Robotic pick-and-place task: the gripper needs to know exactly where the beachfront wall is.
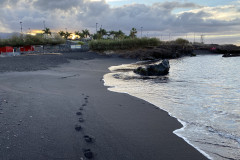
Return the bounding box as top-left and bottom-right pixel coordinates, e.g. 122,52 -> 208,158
0,46 -> 14,54
20,46 -> 35,52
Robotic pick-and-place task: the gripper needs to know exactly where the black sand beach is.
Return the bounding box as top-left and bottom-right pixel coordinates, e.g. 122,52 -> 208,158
0,52 -> 207,160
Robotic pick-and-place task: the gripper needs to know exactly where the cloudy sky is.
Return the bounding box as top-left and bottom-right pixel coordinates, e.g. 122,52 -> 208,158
0,0 -> 240,45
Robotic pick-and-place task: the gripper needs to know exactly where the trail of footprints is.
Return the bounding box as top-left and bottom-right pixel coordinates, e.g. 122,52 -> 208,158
75,94 -> 95,159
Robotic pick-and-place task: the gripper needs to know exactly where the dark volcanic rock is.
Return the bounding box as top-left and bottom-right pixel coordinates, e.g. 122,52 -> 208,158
134,59 -> 170,76
222,52 -> 240,57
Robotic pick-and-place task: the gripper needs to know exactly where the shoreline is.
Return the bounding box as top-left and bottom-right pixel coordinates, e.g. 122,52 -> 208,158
103,61 -> 212,160
105,82 -> 212,160
0,52 -> 208,159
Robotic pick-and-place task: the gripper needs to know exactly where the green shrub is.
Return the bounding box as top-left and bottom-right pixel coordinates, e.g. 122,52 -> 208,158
89,38 -> 162,51
0,34 -> 65,47
78,41 -> 85,45
174,38 -> 189,45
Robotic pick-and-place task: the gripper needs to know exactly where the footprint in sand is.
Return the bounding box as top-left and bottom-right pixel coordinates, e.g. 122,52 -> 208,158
79,107 -> 84,111
83,149 -> 94,159
79,118 -> 84,123
75,124 -> 82,131
84,135 -> 95,143
76,112 -> 82,116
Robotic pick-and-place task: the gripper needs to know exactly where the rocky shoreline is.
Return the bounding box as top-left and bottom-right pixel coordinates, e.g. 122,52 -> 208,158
101,43 -> 240,60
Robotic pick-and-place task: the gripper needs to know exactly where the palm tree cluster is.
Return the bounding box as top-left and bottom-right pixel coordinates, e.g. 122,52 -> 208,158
58,31 -> 72,39
93,27 -> 138,40
75,29 -> 90,39
58,29 -> 90,40
57,27 -> 138,40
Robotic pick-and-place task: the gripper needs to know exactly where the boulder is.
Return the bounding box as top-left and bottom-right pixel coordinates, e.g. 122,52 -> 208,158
134,59 -> 170,76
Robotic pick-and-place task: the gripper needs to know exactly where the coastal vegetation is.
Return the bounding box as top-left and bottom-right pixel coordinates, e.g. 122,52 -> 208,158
0,33 -> 65,47
1,26 -> 239,58
89,38 -> 162,51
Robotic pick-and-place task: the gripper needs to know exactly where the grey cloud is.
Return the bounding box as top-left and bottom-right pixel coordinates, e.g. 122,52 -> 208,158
175,11 -> 240,33
0,0 -> 19,6
0,0 -> 240,36
33,0 -> 83,10
80,1 -> 110,17
77,1 -> 239,34
154,1 -> 201,10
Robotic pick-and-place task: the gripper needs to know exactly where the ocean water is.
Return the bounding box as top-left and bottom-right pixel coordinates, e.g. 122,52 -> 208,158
103,55 -> 240,160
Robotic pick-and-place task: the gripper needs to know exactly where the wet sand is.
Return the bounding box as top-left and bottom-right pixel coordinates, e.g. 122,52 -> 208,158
0,52 -> 207,160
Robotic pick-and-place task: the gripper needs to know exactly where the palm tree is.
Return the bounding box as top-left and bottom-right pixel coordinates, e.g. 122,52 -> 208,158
129,28 -> 137,38
43,27 -> 51,35
75,31 -> 84,38
108,30 -> 116,39
64,32 -> 72,39
97,28 -> 107,39
58,31 -> 65,37
82,29 -> 90,38
116,30 -> 125,39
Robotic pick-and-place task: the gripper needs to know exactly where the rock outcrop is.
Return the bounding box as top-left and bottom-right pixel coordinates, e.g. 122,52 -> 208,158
134,59 -> 170,76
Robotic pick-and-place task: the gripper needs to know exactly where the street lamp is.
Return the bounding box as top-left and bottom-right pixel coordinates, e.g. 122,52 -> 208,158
43,21 -> 46,29
96,23 -> 98,33
20,22 -> 23,33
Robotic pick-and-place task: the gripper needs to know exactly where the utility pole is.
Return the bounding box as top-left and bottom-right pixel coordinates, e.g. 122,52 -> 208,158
201,34 -> 204,44
43,21 -> 46,29
194,33 -> 195,44
96,23 -> 98,33
141,27 -> 143,38
20,22 -> 23,33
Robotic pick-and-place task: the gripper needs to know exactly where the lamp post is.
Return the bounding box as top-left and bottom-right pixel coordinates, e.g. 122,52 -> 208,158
43,20 -> 46,29
96,23 -> 98,34
194,33 -> 195,44
20,22 -> 23,33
